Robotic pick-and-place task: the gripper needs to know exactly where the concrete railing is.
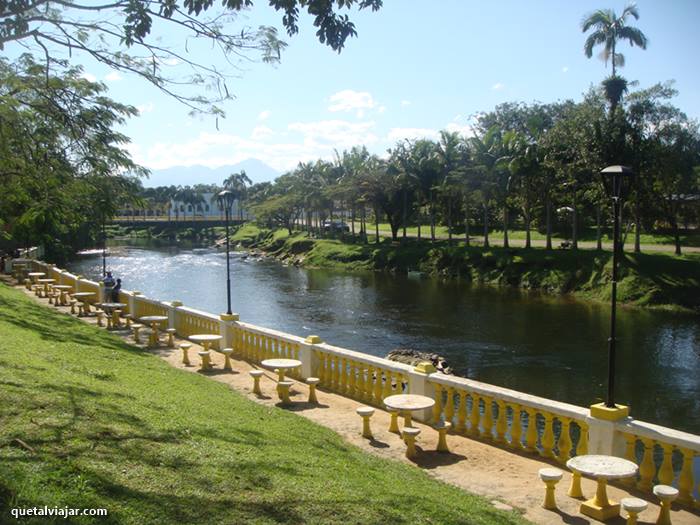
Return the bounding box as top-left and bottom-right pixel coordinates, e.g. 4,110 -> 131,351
18,258 -> 700,506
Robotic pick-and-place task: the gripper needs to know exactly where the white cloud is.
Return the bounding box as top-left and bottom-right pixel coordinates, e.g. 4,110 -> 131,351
377,105 -> 386,114
492,82 -> 505,91
160,57 -> 181,66
562,66 -> 569,73
105,71 -> 122,82
136,102 -> 155,115
127,120 -> 378,173
328,90 -> 377,116
80,72 -> 97,82
445,122 -> 474,138
400,100 -> 411,107
387,127 -> 439,142
251,125 -> 273,140
258,110 -> 271,121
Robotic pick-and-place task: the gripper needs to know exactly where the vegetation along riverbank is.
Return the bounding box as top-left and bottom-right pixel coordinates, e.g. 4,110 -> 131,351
230,224 -> 700,313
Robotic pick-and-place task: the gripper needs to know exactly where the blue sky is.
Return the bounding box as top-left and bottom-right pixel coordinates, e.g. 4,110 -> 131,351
7,1 -> 700,174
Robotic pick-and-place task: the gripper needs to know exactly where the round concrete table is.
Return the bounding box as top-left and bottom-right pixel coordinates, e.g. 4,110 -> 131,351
52,285 -> 72,305
139,316 -> 169,347
72,292 -> 96,314
100,302 -> 127,328
566,454 -> 638,521
36,278 -> 55,297
189,334 -> 223,353
384,394 -> 435,428
27,272 -> 44,282
261,358 -> 302,381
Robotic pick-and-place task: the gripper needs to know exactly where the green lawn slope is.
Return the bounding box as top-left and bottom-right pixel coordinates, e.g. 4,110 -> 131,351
0,284 -> 528,525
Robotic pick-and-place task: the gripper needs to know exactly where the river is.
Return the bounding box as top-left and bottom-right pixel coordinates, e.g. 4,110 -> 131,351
67,242 -> 700,434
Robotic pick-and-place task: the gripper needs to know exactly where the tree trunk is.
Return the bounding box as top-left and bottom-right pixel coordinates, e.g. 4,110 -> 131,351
503,206 -> 509,248
464,198 -> 470,246
596,204 -> 602,251
351,205 -> 356,238
524,206 -> 531,249
430,193 -> 436,243
483,203 -> 489,248
572,193 -> 578,251
634,196 -> 641,253
361,206 -> 367,244
417,208 -> 422,241
447,193 -> 453,245
545,196 -> 552,250
402,187 -> 407,241
374,205 -> 380,244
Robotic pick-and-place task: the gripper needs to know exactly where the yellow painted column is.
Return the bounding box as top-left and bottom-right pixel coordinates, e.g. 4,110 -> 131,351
356,363 -> 365,399
622,433 -> 637,486
577,421 -> 589,455
456,391 -> 467,433
524,408 -> 539,452
557,417 -> 572,463
365,365 -> 375,402
373,369 -> 383,404
348,360 -> 357,398
432,383 -> 443,424
510,403 -> 522,449
332,355 -> 340,390
495,399 -> 507,443
677,448 -> 695,504
480,396 -> 493,440
637,438 -> 656,491
657,443 -> 675,486
382,370 -> 393,400
469,393 -> 480,436
541,412 -> 555,458
339,357 -> 348,394
444,387 -> 455,425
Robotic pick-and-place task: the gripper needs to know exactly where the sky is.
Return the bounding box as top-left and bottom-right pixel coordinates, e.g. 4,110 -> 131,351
6,0 -> 700,175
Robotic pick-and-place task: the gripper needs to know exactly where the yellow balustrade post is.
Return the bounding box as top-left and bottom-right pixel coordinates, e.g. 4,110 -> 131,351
456,391 -> 467,433
469,393 -> 480,436
677,448 -> 694,504
568,469 -> 584,499
541,412 -> 555,458
339,358 -> 348,394
444,387 -> 455,426
510,404 -> 523,449
348,360 -> 357,398
577,421 -> 589,455
480,396 -> 494,440
373,369 -> 383,404
393,373 -> 404,395
356,363 -> 365,398
317,353 -> 327,386
432,383 -> 443,424
556,417 -> 573,463
658,443 -> 675,486
365,365 -> 375,402
622,433 -> 638,486
637,438 -> 656,491
382,370 -> 393,399
525,408 -> 539,453
495,399 -> 507,443
333,355 -> 340,390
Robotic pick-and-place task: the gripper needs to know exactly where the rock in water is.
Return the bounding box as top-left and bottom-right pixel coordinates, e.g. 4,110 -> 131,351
386,348 -> 452,375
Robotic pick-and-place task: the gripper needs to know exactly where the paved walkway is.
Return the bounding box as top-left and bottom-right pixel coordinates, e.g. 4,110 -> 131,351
18,283 -> 700,525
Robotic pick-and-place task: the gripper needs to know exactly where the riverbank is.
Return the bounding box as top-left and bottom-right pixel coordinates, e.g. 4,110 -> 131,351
231,224 -> 700,312
0,282 -> 529,525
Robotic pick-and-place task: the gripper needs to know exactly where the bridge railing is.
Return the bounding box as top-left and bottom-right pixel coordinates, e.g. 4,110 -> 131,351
13,257 -> 700,506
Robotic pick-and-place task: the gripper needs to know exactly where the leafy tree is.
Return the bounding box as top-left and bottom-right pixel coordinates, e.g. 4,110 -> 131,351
1,0 -> 383,114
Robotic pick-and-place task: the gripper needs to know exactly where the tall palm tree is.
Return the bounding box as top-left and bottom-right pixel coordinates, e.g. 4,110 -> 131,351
581,3 -> 648,77
224,170 -> 253,220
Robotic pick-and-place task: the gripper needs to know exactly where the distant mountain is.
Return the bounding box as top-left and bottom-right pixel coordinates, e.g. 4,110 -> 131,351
141,159 -> 280,188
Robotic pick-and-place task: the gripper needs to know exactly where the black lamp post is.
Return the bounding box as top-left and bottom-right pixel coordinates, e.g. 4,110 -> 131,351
599,165 -> 635,408
217,189 -> 236,315
102,212 -> 107,278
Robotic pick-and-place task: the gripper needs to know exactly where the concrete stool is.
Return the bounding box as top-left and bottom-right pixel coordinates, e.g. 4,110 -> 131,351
356,406 -> 375,439
277,380 -> 293,404
179,342 -> 192,365
47,290 -> 55,304
24,278 -> 31,290
33,284 -> 41,296
113,310 -> 122,328
131,323 -> 143,344
653,484 -> 678,525
77,303 -> 86,317
124,314 -> 132,328
387,408 -> 400,433
306,377 -> 319,403
166,328 -> 176,348
250,370 -> 264,395
435,421 -> 451,453
538,468 -> 564,510
621,497 -> 648,525
70,299 -> 77,315
198,350 -> 211,371
96,310 -> 105,327
53,291 -> 62,307
402,427 -> 421,459
221,348 -> 233,370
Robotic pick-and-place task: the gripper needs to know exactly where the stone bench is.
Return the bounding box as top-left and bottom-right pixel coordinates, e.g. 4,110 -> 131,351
356,406 -> 374,439
276,380 -> 293,404
402,427 -> 421,459
306,377 -> 319,404
179,342 -> 192,365
621,497 -> 647,525
538,467 -> 563,510
198,350 -> 211,371
166,328 -> 176,348
249,370 -> 264,395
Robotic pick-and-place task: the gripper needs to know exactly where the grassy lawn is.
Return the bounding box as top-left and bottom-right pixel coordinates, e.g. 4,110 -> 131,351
0,284 -> 528,525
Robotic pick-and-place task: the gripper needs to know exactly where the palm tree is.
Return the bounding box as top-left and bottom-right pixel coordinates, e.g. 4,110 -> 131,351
581,3 -> 648,78
224,170 -> 253,220
435,131 -> 464,245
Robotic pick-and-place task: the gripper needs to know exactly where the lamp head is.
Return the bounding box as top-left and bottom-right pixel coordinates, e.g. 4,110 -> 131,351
217,189 -> 235,210
600,165 -> 635,200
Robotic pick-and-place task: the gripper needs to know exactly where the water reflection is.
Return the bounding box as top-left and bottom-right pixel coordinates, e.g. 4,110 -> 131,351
67,243 -> 700,433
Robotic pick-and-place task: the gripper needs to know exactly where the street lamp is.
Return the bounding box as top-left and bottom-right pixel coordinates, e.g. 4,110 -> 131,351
599,165 -> 635,409
102,212 -> 107,278
217,189 -> 236,315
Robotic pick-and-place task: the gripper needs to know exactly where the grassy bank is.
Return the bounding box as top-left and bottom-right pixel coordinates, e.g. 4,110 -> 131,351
106,223 -> 224,243
0,284 -> 527,525
232,224 -> 700,312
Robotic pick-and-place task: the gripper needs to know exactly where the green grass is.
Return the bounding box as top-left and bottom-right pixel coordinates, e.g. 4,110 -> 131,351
0,284 -> 528,525
232,225 -> 700,312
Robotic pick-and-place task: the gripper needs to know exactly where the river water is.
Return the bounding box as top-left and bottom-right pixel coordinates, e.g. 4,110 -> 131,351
68,243 -> 700,434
